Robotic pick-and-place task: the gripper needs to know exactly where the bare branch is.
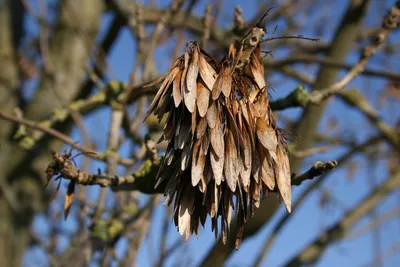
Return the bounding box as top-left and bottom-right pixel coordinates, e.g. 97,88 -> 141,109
269,54 -> 400,81
290,146 -> 331,158
261,35 -> 320,43
291,161 -> 338,186
310,4 -> 400,104
345,207 -> 400,240
283,168 -> 400,266
338,89 -> 400,150
44,136 -> 160,194
252,136 -> 382,267
0,111 -> 134,166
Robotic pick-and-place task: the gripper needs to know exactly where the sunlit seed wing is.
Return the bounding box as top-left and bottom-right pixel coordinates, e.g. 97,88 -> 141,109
197,82 -> 210,117
144,67 -> 178,119
210,147 -> 224,185
206,102 -> 217,129
199,53 -> 216,90
173,71 -> 183,107
275,146 -> 291,213
221,66 -> 232,97
186,48 -> 199,92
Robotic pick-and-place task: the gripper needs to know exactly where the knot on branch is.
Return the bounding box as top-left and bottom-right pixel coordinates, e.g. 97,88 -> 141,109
310,160 -> 338,176
384,4 -> 400,30
105,80 -> 126,109
270,85 -> 311,110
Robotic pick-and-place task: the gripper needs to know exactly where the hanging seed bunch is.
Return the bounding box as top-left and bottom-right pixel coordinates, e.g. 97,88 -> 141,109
144,23 -> 290,248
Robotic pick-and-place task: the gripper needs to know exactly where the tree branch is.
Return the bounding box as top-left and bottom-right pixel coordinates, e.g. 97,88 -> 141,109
267,54 -> 400,81
252,136 -> 383,267
283,168 -> 400,267
291,161 -> 338,186
0,111 -> 134,166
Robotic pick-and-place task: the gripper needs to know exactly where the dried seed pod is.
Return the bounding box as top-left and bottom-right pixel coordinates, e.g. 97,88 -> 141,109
144,36 -> 291,248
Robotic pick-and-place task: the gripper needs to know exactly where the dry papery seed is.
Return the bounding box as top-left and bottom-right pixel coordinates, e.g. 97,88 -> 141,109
144,39 -> 291,248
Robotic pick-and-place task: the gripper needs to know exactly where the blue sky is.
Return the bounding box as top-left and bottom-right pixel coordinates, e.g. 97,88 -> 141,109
22,0 -> 400,266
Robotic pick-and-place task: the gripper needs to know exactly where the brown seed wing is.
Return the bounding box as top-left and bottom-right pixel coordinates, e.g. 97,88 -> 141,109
173,71 -> 183,107
242,129 -> 252,169
260,149 -> 275,190
238,157 -> 251,189
256,118 -> 278,152
187,48 -> 199,92
143,58 -> 180,87
199,53 -> 216,90
197,82 -> 210,117
181,51 -> 196,112
251,56 -> 266,90
224,129 -> 238,192
192,140 -> 206,187
210,147 -> 224,185
178,190 -> 194,239
221,66 -> 232,97
184,81 -> 197,113
145,67 -> 178,119
206,102 -> 217,129
210,124 -> 224,158
196,116 -> 207,139
251,148 -> 261,184
211,73 -> 223,100
275,146 -> 291,213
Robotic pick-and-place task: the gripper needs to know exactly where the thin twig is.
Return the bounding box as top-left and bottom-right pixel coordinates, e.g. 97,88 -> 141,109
310,4 -> 400,104
269,54 -> 400,81
261,35 -> 320,43
338,89 -> 400,150
252,136 -> 382,267
345,207 -> 400,239
283,168 -> 400,266
291,161 -> 338,186
0,111 -> 134,166
201,5 -> 212,47
290,146 -> 331,158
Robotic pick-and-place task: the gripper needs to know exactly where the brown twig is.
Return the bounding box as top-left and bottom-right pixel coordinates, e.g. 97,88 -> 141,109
201,4 -> 212,47
310,3 -> 400,104
345,207 -> 400,239
338,89 -> 400,150
252,136 -> 382,267
291,161 -> 338,186
0,111 -> 134,166
363,241 -> 400,267
44,136 -> 160,193
269,54 -> 400,81
261,35 -> 320,43
283,168 -> 400,266
290,146 -> 331,158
